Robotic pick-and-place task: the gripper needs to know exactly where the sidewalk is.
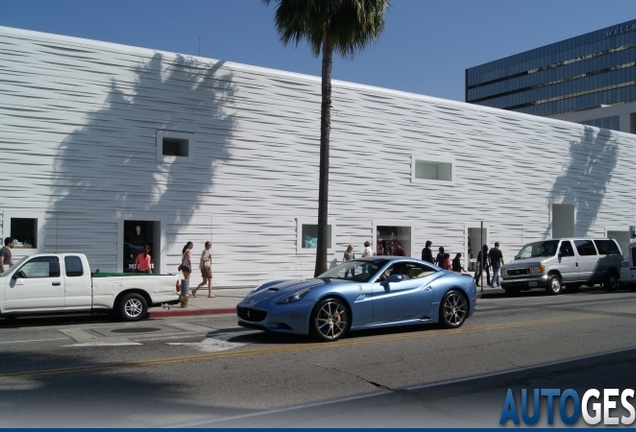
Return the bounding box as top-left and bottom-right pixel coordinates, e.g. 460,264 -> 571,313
148,287 -> 253,318
148,283 -> 505,318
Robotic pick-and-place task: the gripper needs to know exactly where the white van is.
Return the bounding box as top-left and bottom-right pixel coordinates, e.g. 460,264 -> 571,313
619,239 -> 636,291
500,238 -> 623,295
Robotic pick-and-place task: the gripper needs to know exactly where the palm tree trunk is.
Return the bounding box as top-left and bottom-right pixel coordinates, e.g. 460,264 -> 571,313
314,37 -> 333,277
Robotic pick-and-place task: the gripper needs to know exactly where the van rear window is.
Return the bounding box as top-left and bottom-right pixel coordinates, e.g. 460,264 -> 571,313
594,240 -> 620,255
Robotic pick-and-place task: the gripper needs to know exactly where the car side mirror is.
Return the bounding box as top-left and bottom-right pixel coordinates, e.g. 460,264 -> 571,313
385,274 -> 404,283
13,271 -> 27,279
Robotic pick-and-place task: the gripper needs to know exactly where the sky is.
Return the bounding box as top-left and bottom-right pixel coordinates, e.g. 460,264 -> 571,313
0,0 -> 634,102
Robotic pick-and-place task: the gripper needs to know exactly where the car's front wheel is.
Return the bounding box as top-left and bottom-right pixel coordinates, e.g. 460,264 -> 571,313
546,275 -> 562,295
439,290 -> 468,329
310,298 -> 349,342
118,293 -> 148,321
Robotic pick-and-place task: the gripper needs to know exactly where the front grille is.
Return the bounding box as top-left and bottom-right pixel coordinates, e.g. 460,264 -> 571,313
237,306 -> 267,322
507,268 -> 529,276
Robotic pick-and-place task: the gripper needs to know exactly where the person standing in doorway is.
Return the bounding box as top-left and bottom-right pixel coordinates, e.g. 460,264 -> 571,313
180,241 -> 193,307
488,241 -> 504,287
393,241 -> 406,256
474,244 -> 490,287
0,237 -> 14,273
135,244 -> 152,274
421,240 -> 434,263
192,241 -> 214,298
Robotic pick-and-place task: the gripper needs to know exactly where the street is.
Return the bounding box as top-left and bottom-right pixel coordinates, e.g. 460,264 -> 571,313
1,288 -> 635,427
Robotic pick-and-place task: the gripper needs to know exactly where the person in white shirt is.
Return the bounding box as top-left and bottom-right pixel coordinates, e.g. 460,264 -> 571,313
192,241 -> 214,298
362,240 -> 374,257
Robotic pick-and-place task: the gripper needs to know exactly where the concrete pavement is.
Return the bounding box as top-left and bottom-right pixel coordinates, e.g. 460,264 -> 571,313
148,283 -> 505,318
148,286 -> 253,318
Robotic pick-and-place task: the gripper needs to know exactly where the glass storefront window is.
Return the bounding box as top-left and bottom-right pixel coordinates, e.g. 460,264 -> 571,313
376,225 -> 411,257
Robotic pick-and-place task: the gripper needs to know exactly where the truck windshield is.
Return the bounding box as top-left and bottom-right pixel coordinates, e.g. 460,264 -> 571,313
515,240 -> 560,260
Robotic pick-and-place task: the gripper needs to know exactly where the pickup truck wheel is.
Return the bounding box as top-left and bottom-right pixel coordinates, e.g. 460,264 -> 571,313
603,271 -> 619,292
546,275 -> 562,295
118,293 -> 148,321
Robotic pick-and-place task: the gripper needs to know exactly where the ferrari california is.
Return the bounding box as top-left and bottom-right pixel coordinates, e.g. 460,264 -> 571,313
237,257 -> 477,342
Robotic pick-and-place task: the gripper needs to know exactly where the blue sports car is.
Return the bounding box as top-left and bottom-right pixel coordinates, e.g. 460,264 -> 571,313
237,257 -> 477,342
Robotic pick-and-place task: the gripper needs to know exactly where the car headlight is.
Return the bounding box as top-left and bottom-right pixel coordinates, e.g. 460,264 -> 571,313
530,265 -> 545,274
277,288 -> 310,304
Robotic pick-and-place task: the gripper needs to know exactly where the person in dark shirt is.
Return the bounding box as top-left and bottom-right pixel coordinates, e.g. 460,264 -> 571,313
434,246 -> 445,267
393,241 -> 406,256
0,237 -> 14,273
421,240 -> 434,263
452,253 -> 465,272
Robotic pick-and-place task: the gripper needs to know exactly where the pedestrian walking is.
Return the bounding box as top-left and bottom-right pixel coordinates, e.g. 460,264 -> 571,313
179,241 -> 193,307
192,241 -> 214,298
474,244 -> 490,287
421,240 -> 434,263
488,241 -> 504,287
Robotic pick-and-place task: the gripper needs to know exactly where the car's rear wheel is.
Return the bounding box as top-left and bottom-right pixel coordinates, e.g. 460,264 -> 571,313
546,275 -> 562,295
603,270 -> 619,292
439,290 -> 468,329
118,293 -> 148,321
310,298 -> 349,342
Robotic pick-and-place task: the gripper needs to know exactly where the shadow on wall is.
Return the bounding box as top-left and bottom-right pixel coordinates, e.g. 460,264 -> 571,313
45,53 -> 236,265
544,126 -> 618,238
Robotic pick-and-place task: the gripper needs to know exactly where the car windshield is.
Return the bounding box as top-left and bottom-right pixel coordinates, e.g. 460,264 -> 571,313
318,258 -> 390,283
515,240 -> 559,259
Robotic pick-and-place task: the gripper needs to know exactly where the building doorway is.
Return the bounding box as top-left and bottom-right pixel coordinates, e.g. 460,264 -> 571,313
467,225 -> 488,272
123,220 -> 160,273
552,204 -> 575,238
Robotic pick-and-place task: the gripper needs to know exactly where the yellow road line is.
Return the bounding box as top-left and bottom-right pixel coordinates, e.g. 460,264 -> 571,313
0,312 -> 608,380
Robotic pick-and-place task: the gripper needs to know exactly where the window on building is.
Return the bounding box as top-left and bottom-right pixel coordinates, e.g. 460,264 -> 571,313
156,131 -> 195,162
296,219 -> 335,253
582,115 -> 620,131
376,225 -> 412,256
413,159 -> 453,182
162,137 -> 189,157
11,218 -> 37,248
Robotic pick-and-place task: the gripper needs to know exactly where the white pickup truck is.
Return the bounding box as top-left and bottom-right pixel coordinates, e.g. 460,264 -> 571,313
0,253 -> 180,321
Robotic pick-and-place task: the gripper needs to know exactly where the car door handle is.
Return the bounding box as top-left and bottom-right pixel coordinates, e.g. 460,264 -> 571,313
52,282 -> 61,286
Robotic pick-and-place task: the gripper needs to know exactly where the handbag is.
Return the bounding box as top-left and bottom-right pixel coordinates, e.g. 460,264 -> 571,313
178,265 -> 183,271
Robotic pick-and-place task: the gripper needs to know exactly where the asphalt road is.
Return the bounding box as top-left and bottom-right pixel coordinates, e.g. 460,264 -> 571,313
1,287 -> 635,427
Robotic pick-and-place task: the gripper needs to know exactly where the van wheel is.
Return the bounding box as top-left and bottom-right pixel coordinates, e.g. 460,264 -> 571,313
546,275 -> 562,295
603,271 -> 619,292
118,293 -> 148,321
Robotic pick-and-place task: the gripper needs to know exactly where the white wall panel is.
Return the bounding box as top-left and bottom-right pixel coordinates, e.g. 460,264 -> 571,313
2,26 -> 636,287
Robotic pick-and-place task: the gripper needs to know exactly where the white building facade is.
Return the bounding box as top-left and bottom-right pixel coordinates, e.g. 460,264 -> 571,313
1,26 -> 635,287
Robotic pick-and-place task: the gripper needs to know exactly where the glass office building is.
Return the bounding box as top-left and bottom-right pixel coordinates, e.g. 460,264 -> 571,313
466,19 -> 636,118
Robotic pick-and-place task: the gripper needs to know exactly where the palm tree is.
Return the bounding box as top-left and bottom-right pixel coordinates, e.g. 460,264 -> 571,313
263,0 -> 390,276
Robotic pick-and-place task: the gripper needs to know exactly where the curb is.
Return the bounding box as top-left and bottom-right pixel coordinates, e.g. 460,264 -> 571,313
149,307 -> 237,318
